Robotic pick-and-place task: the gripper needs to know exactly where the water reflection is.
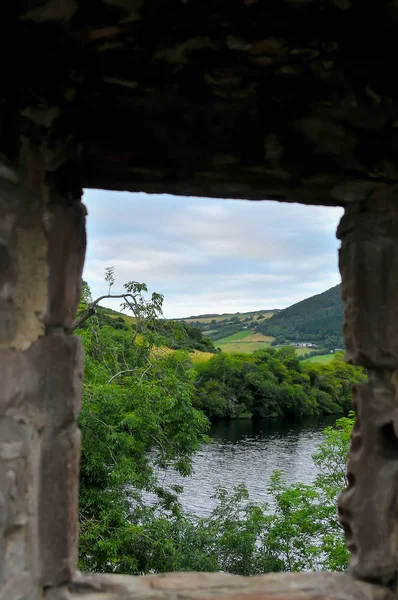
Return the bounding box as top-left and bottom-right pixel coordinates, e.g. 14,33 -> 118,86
161,415 -> 337,517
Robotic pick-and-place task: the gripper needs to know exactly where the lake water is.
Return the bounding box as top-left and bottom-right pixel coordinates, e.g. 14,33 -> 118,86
158,416 -> 338,517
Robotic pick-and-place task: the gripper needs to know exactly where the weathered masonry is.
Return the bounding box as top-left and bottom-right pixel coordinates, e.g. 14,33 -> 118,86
2,2 -> 398,599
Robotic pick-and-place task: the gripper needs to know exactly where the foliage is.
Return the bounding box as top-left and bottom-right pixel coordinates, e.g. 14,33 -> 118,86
259,284 -> 344,350
77,274 -> 355,576
160,320 -> 219,354
194,347 -> 364,420
77,274 -> 218,354
79,408 -> 353,574
150,414 -> 353,574
76,278 -> 209,573
264,414 -> 353,572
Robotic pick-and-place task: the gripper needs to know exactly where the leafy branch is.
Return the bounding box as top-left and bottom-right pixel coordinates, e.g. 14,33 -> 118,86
73,268 -> 164,340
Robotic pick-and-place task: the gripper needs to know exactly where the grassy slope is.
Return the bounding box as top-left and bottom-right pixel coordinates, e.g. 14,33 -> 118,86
218,341 -> 271,354
294,347 -> 317,356
216,330 -> 253,343
183,310 -> 275,324
302,353 -> 335,364
257,284 -> 343,347
217,332 -> 274,354
100,307 -> 216,364
100,307 -> 319,361
98,308 -> 136,325
190,350 -> 217,363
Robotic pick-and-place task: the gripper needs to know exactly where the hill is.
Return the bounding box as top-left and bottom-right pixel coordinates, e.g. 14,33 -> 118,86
100,284 -> 344,358
256,284 -> 343,350
94,306 -> 219,356
183,309 -> 278,325
181,309 -> 277,341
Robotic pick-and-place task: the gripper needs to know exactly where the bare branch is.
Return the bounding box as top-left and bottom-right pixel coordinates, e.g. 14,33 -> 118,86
107,368 -> 138,385
73,293 -> 138,330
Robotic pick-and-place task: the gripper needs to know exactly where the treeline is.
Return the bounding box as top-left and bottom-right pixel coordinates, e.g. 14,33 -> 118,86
152,319 -> 218,353
257,284 -> 344,350
194,347 -> 365,420
188,316 -> 246,341
91,305 -> 363,423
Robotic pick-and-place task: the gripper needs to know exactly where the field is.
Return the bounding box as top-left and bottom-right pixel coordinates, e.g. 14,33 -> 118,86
216,330 -> 253,343
217,332 -> 274,354
294,347 -> 317,356
302,353 -> 335,364
101,310 -> 137,325
183,310 -> 275,324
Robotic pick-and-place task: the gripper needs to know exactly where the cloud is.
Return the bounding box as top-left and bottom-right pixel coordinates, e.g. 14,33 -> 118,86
82,190 -> 343,318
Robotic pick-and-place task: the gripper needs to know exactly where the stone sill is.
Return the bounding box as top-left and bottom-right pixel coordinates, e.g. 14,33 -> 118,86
45,572 -> 394,600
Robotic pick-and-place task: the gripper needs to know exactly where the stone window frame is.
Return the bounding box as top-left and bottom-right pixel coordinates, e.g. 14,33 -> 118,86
1,163 -> 398,599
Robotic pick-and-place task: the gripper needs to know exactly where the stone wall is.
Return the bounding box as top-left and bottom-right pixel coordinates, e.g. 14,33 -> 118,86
45,572 -> 395,600
3,1 -> 398,598
337,188 -> 398,588
7,0 -> 398,206
0,153 -> 86,599
2,151 -> 398,600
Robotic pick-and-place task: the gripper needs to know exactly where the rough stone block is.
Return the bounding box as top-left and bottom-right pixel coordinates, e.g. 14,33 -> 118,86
0,348 -> 30,413
39,424 -> 81,586
338,205 -> 398,368
44,572 -> 396,600
0,573 -> 38,600
0,333 -> 83,428
45,198 -> 86,330
338,379 -> 398,586
0,418 -> 40,589
29,332 -> 83,427
5,529 -> 26,579
0,242 -> 17,344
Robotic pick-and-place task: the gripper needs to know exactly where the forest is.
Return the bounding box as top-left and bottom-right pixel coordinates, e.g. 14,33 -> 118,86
76,277 -> 359,576
194,349 -> 364,419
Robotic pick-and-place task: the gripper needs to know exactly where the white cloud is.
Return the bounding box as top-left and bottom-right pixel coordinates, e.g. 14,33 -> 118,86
83,190 -> 343,318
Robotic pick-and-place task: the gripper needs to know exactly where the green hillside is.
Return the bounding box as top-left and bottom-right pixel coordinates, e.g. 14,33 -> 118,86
257,284 -> 343,351
302,353 -> 335,364
94,306 -> 218,355
182,309 -> 276,342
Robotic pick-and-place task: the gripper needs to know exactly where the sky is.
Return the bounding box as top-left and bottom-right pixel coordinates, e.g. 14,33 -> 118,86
82,190 -> 343,319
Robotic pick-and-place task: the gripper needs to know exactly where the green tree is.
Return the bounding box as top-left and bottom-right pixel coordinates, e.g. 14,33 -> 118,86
76,280 -> 209,573
265,414 -> 353,571
194,347 -> 364,420
73,268 -> 164,333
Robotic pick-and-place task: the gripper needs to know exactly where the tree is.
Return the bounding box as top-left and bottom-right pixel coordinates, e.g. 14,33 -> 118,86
73,268 -> 164,334
265,414 -> 353,572
194,348 -> 364,420
75,279 -> 209,573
